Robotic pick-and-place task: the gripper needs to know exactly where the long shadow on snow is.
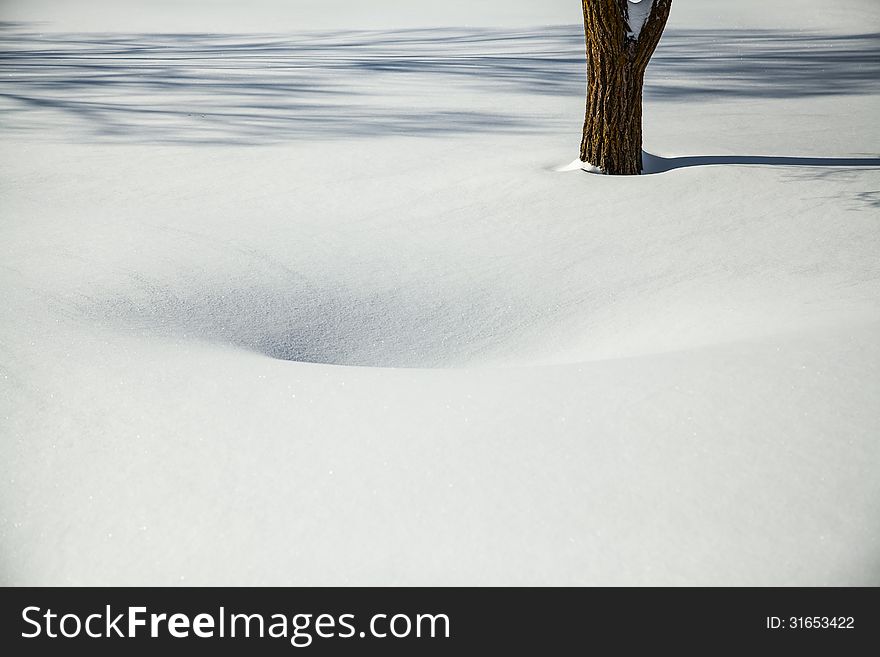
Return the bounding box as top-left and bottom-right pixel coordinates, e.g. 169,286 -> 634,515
0,25 -> 878,143
644,152 -> 880,173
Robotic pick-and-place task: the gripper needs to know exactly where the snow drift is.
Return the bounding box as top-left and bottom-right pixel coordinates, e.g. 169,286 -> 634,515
1,0 -> 879,585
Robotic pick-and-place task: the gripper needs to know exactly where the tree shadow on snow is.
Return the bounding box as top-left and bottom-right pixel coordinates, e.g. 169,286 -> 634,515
1,24 -> 878,144
643,152 -> 880,174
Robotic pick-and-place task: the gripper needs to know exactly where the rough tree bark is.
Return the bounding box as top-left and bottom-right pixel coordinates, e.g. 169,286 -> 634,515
579,0 -> 672,175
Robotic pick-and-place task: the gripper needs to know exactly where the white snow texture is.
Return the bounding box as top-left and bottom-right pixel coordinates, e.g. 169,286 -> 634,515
1,0 -> 879,585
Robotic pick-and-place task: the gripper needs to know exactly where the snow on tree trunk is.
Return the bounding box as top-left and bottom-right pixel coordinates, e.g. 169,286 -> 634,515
579,0 -> 672,175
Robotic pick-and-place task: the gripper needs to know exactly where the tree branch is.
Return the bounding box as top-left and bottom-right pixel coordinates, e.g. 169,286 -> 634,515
635,0 -> 672,65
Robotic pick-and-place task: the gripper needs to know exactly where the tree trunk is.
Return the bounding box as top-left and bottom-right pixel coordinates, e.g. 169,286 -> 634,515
579,0 -> 672,175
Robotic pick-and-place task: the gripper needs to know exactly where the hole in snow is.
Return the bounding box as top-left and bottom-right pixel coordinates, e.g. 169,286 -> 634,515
91,277 -> 539,369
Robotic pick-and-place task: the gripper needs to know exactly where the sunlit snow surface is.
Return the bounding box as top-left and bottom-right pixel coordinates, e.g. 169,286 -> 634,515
1,0 -> 879,585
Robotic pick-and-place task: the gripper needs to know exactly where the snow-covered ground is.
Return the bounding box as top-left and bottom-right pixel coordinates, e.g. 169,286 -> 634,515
1,0 -> 879,585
